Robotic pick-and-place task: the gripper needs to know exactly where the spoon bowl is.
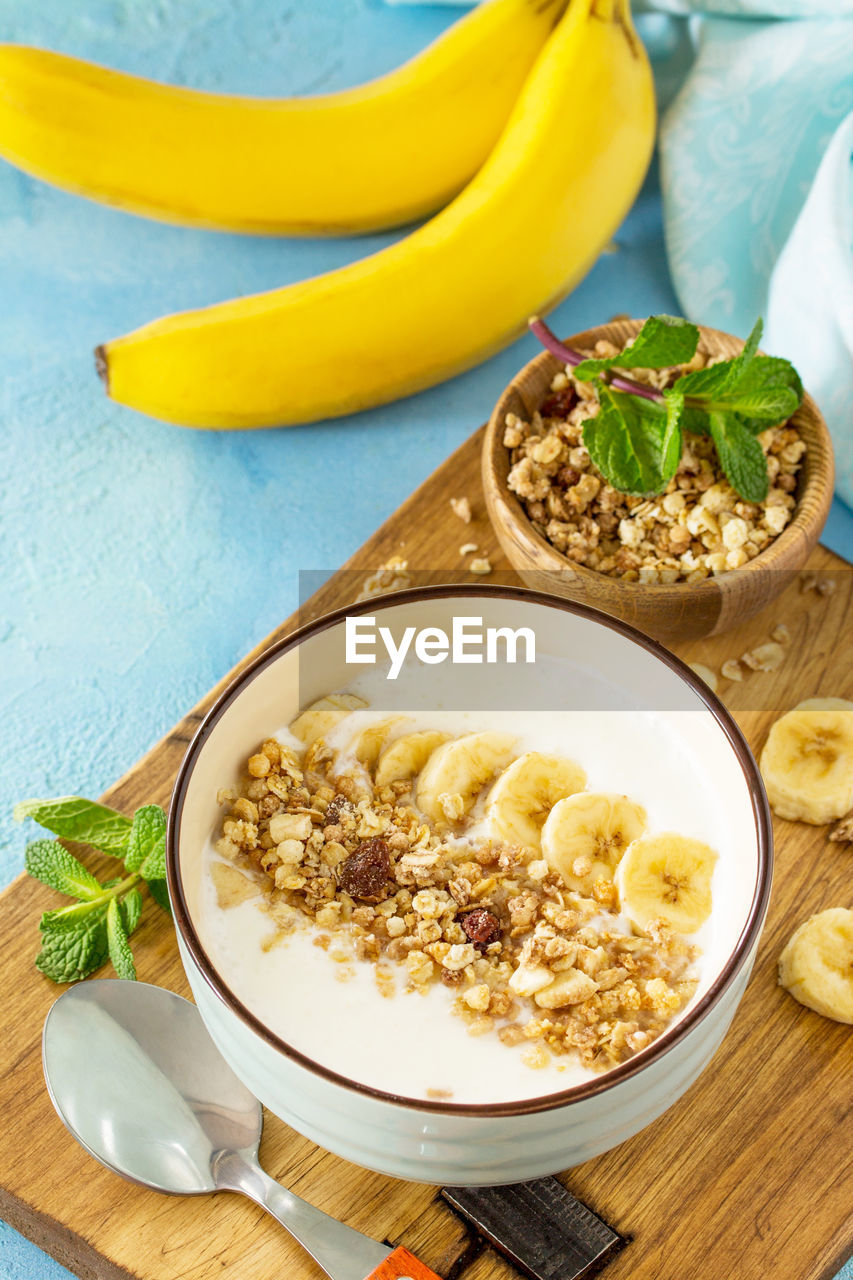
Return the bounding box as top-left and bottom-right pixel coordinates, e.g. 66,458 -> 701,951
43,979 -> 261,1194
41,980 -> 407,1280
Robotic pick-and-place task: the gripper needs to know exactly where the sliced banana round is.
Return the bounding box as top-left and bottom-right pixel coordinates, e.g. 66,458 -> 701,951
615,833 -> 717,934
288,693 -> 368,745
374,729 -> 451,787
541,792 -> 646,893
346,716 -> 408,770
779,907 -> 853,1024
486,753 -> 586,852
760,698 -> 853,825
416,732 -> 516,826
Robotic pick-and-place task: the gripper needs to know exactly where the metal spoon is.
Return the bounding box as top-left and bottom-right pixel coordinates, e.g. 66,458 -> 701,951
42,980 -> 438,1280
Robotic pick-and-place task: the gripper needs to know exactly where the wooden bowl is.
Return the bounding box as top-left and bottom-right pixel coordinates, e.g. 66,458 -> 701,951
482,318 -> 834,642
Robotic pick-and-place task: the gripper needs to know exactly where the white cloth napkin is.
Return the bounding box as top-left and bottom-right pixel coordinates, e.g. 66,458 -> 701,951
384,0 -> 853,506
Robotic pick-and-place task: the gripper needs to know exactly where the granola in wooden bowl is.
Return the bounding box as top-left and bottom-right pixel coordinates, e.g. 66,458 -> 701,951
482,317 -> 833,642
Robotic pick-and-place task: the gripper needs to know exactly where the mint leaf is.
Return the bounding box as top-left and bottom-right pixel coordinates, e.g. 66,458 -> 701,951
725,316 -> 763,385
660,388 -> 685,487
583,385 -> 683,497
732,356 -> 803,432
575,316 -> 699,381
25,839 -> 103,901
41,897 -> 107,931
672,360 -> 731,401
125,805 -> 166,874
106,899 -> 137,980
678,378 -> 796,424
709,413 -> 769,503
36,907 -> 110,983
121,887 -> 144,935
673,322 -> 762,404
673,324 -> 801,450
736,353 -> 803,401
15,797 -> 131,858
733,387 -> 800,422
146,878 -> 172,916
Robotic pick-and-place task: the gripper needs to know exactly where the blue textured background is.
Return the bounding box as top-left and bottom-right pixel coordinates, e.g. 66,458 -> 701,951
1,1 -> 851,1277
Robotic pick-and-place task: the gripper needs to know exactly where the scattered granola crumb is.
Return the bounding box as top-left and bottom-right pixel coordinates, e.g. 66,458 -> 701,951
521,1043 -> 551,1070
721,659 -> 743,682
829,812 -> 853,842
741,641 -> 785,673
800,573 -> 818,592
450,496 -> 472,524
771,623 -> 791,645
356,556 -> 411,602
688,663 -> 718,693
469,557 -> 492,575
426,1087 -> 454,1099
459,542 -> 479,557
818,578 -> 836,596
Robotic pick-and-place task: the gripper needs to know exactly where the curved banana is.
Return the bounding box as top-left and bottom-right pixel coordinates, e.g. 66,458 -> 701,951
0,0 -> 564,235
374,730 -> 451,787
486,752 -> 586,851
288,693 -> 367,746
416,732 -> 516,826
345,716 -> 408,770
541,792 -> 646,894
760,698 -> 853,825
97,0 -> 655,428
615,834 -> 717,934
779,908 -> 853,1024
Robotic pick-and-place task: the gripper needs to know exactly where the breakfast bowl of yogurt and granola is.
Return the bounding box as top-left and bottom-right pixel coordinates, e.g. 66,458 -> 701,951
483,316 -> 833,642
167,586 -> 772,1184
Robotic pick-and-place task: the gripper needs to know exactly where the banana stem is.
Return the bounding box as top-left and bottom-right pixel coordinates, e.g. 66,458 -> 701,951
528,317 -> 663,402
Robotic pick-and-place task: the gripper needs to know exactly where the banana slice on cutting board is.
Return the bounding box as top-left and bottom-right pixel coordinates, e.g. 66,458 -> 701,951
779,908 -> 853,1024
374,730 -> 451,787
760,698 -> 853,825
345,716 -> 409,770
416,732 -> 517,826
542,792 -> 646,893
486,753 -> 586,851
289,693 -> 368,746
615,834 -> 717,934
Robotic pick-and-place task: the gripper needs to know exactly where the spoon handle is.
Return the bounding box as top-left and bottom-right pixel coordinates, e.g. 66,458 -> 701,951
218,1153 -> 443,1280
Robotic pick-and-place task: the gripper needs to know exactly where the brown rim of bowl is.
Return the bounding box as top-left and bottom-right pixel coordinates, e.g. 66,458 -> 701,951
167,583 -> 773,1119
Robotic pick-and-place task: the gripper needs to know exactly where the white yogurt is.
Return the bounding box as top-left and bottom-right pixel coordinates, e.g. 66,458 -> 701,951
197,671 -> 753,1105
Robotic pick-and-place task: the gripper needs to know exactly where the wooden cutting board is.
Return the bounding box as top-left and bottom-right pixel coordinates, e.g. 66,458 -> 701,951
2,426 -> 852,1280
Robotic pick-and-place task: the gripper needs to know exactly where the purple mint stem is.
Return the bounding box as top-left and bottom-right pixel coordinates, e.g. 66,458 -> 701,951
528,316 -> 664,404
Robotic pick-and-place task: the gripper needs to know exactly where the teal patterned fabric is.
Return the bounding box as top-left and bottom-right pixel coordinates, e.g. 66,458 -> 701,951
387,0 -> 853,505
659,16 -> 853,502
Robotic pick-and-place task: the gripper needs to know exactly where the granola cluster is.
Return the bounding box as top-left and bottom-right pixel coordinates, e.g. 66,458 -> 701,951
505,340 -> 806,584
213,736 -> 698,1077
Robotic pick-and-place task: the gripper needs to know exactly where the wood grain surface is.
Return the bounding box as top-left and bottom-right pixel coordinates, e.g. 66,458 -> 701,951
1,426 -> 851,1280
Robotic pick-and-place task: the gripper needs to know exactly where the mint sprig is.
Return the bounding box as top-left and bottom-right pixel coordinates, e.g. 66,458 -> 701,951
17,795 -> 169,983
529,315 -> 803,500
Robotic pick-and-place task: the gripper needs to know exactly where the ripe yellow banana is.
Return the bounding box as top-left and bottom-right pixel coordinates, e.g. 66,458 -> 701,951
97,0 -> 655,428
0,0 -> 565,235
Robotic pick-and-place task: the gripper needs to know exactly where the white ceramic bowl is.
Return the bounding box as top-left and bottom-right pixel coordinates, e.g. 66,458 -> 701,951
166,586 -> 772,1185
